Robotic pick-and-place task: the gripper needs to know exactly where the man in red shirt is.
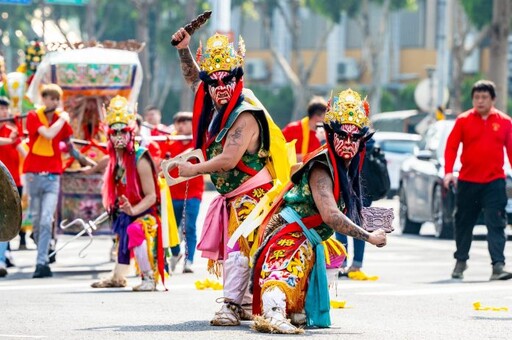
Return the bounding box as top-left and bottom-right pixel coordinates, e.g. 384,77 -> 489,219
23,84 -> 92,278
167,112 -> 204,273
282,96 -> 327,161
444,80 -> 512,281
142,105 -> 172,158
0,96 -> 27,276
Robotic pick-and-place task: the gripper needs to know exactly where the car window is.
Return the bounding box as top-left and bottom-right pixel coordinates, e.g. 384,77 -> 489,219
418,125 -> 440,151
380,140 -> 419,154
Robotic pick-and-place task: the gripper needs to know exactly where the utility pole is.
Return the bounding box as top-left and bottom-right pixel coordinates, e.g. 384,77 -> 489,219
41,0 -> 46,43
435,0 -> 447,110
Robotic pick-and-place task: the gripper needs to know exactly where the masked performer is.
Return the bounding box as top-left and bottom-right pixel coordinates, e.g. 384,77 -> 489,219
171,29 -> 290,325
251,89 -> 387,334
91,96 -> 165,291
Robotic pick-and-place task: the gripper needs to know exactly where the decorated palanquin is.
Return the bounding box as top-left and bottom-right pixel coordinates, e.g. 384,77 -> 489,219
26,43 -> 144,234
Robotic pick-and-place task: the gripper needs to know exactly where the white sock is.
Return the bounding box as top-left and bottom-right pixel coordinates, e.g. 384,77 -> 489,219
112,263 -> 130,280
133,241 -> 152,272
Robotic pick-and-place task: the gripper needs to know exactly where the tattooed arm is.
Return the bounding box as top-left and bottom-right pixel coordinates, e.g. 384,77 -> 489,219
172,28 -> 201,93
177,112 -> 260,177
309,165 -> 387,247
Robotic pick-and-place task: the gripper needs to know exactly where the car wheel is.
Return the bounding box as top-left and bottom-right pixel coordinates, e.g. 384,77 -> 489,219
399,186 -> 422,234
432,185 -> 454,239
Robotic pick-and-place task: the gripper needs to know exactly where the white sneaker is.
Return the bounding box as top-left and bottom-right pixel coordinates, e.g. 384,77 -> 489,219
183,260 -> 193,273
132,273 -> 156,292
170,254 -> 183,273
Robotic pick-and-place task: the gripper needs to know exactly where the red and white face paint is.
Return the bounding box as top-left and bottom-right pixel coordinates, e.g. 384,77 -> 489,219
109,126 -> 132,149
208,71 -> 236,106
333,124 -> 361,160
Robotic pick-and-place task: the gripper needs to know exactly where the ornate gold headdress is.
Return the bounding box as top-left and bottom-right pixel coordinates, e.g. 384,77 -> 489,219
105,95 -> 136,126
197,33 -> 245,75
325,89 -> 370,129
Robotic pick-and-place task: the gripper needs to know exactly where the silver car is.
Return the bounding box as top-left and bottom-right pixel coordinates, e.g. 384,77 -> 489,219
399,120 -> 512,239
373,131 -> 421,197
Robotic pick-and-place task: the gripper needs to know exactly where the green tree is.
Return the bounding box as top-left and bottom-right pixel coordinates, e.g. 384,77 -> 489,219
460,0 -> 511,111
332,0 -> 416,115
450,0 -> 491,114
234,0 -> 342,122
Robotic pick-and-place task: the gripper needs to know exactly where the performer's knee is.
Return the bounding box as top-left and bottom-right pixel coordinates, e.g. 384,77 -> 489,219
127,222 -> 145,249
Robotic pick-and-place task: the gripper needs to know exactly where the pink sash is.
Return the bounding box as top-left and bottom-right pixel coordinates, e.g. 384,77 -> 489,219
197,167 -> 272,260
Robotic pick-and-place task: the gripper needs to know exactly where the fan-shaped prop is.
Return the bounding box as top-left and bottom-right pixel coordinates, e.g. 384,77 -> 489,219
0,161 -> 22,241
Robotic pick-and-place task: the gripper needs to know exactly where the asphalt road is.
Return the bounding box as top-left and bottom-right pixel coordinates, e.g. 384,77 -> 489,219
1,194 -> 512,339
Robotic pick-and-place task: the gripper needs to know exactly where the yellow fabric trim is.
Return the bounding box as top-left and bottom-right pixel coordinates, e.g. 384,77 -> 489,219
227,203 -> 251,257
137,214 -> 157,279
207,259 -> 223,278
235,89 -> 295,243
32,107 -> 58,157
158,178 -> 180,248
300,117 -> 309,157
322,238 -> 348,266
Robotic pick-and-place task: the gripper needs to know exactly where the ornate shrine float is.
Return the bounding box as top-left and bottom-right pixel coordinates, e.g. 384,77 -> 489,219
26,41 -> 144,234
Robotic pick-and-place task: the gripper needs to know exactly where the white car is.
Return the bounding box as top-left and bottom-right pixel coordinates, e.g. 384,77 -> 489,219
373,131 -> 421,197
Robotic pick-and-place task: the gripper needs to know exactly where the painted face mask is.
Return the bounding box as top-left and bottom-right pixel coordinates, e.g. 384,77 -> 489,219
333,124 -> 363,159
109,125 -> 131,149
207,71 -> 236,106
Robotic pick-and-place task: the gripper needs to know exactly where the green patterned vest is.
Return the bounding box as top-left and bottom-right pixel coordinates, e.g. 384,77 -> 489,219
206,101 -> 269,195
282,150 -> 344,241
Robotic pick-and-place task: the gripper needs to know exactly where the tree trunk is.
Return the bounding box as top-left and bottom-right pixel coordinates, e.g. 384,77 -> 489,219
133,0 -> 154,110
488,0 -> 511,111
289,0 -> 307,121
450,1 -> 491,115
450,1 -> 469,115
359,0 -> 390,115
85,0 -> 97,41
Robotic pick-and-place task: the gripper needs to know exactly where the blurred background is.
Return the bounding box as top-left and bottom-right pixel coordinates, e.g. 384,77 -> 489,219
0,0 -> 511,127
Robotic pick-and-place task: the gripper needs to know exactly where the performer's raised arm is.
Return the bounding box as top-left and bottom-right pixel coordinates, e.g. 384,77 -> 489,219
172,28 -> 201,93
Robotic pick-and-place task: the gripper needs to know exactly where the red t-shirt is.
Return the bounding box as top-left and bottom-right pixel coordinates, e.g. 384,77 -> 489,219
23,111 -> 74,174
282,119 -> 321,155
0,124 -> 22,186
444,108 -> 512,183
150,128 -> 172,159
166,139 -> 204,200
145,140 -> 162,166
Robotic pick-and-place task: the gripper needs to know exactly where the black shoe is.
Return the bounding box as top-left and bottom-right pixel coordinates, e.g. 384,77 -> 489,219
0,266 -> 7,277
451,260 -> 467,279
490,262 -> 512,281
338,271 -> 349,279
5,253 -> 15,268
19,232 -> 26,249
33,264 -> 53,278
48,248 -> 56,264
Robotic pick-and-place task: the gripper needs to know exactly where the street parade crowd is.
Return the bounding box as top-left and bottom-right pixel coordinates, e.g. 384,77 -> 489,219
1,18 -> 511,335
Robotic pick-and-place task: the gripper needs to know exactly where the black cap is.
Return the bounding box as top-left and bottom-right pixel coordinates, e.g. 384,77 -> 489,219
0,96 -> 10,107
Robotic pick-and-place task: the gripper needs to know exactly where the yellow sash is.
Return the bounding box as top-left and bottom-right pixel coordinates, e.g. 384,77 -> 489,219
159,177 -> 180,248
232,89 -> 296,258
300,116 -> 310,157
32,107 -> 59,157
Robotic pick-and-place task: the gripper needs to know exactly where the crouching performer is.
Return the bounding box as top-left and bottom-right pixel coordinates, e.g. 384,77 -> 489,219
170,29 -> 291,325
251,89 -> 387,334
92,96 -> 165,291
